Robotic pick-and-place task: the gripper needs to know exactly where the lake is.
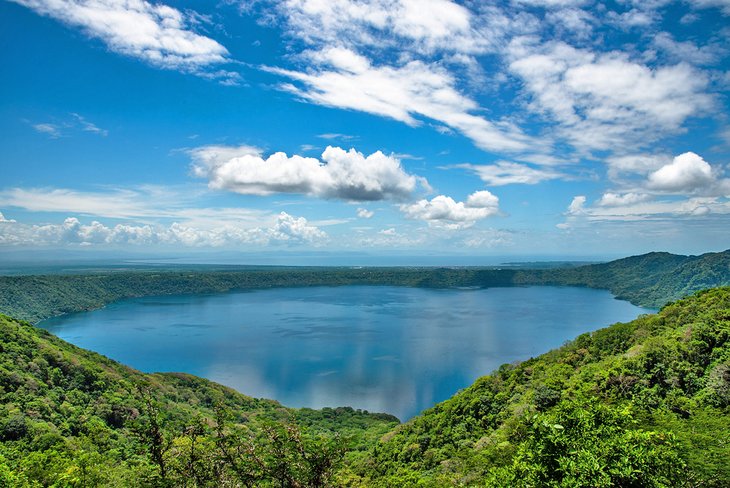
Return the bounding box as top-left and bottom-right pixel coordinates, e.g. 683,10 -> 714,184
39,285 -> 652,420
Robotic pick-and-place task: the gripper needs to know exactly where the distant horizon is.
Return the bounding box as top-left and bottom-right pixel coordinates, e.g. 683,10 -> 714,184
1,247 -> 728,275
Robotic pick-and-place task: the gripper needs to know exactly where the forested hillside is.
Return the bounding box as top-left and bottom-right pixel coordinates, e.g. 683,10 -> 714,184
347,287 -> 730,486
0,314 -> 397,486
1,252 -> 729,486
1,287 -> 728,486
522,249 -> 730,308
1,250 -> 728,323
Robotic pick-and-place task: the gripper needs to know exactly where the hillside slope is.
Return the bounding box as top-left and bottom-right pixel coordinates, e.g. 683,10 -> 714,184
524,249 -> 730,307
0,314 -> 397,486
4,289 -> 727,486
346,287 -> 730,486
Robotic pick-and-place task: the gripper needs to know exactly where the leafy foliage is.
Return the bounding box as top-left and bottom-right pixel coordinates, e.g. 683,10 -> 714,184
1,254 -> 730,486
0,314 -> 397,486
345,287 -> 730,486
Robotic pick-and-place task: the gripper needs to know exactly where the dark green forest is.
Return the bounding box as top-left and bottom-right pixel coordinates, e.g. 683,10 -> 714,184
1,250 -> 729,486
1,250 -> 729,324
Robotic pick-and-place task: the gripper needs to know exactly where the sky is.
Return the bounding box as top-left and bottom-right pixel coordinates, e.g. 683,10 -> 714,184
0,0 -> 729,262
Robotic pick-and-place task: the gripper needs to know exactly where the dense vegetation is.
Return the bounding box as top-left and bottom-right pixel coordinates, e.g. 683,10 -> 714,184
1,250 -> 728,323
346,287 -> 730,486
521,250 -> 730,308
2,287 -> 729,486
0,313 -> 398,486
1,251 -> 729,486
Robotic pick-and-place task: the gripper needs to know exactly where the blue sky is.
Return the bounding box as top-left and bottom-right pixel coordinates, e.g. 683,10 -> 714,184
1,0 -> 729,261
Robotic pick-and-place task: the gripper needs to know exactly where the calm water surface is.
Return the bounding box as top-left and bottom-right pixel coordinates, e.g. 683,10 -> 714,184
40,286 -> 652,419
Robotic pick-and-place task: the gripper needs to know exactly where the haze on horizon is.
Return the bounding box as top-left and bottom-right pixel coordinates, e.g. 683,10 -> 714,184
1,0 -> 729,261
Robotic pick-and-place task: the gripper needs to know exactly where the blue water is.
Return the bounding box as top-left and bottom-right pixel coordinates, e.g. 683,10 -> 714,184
39,286 -> 652,420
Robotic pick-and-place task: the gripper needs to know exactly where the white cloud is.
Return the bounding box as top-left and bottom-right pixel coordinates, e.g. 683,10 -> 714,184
680,12 -> 700,23
0,186 -> 195,220
356,225 -> 425,247
567,195 -> 586,215
597,192 -> 650,207
268,48 -> 534,153
561,153 -> 730,228
607,8 -> 658,28
462,228 -> 512,248
545,8 -> 594,38
0,212 -> 326,247
71,113 -> 108,136
508,40 -> 713,151
278,0 -> 493,55
357,208 -> 374,219
14,0 -> 235,79
32,123 -> 62,138
30,113 -> 108,138
317,133 -> 356,140
269,212 -> 328,242
191,144 -> 426,201
647,152 -> 724,193
512,0 -> 589,7
0,186 -> 303,232
456,161 -> 565,186
0,212 -> 16,223
557,191 -> 730,230
686,0 -> 730,15
605,154 -> 670,179
400,190 -> 499,229
652,32 -> 722,65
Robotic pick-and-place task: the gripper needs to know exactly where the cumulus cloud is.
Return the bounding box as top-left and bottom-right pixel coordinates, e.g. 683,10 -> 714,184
559,151 -> 730,229
647,152 -> 713,192
400,190 -> 499,229
0,212 -> 326,247
191,144 -> 426,201
13,0 -> 235,80
0,212 -> 16,223
357,208 -> 374,218
456,161 -> 565,186
647,152 -> 728,194
270,212 -> 327,242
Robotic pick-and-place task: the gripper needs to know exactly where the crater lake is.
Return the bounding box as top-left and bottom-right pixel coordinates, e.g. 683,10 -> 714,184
39,285 -> 652,420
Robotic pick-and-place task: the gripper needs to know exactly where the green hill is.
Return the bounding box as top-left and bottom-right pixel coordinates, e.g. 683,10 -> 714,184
522,249 -> 730,308
346,287 -> 730,487
0,314 -> 397,486
2,288 -> 728,486
1,251 -> 730,486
